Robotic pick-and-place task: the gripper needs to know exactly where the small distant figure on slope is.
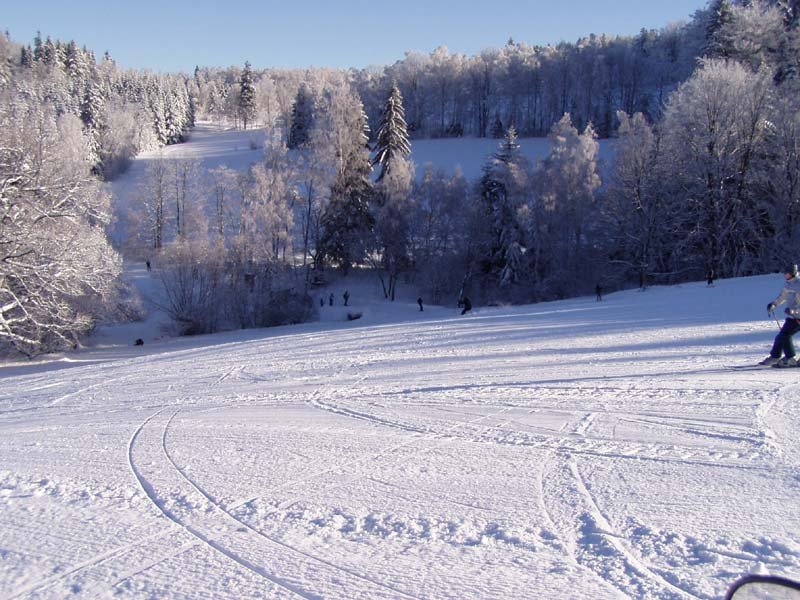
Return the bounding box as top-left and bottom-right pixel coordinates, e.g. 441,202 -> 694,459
145,259 -> 151,272
320,297 -> 325,308
458,296 -> 472,316
596,284 -> 603,302
759,264 -> 800,368
707,269 -> 715,286
343,290 -> 350,307
418,297 -> 424,312
329,293 -> 334,307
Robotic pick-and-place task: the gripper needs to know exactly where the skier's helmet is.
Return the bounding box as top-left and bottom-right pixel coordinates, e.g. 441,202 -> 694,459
785,264 -> 798,278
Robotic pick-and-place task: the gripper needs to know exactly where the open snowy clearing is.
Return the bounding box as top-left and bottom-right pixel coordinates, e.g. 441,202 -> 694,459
2,273 -> 800,599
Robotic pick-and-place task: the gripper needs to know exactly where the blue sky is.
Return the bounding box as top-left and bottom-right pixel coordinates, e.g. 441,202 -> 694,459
3,0 -> 708,72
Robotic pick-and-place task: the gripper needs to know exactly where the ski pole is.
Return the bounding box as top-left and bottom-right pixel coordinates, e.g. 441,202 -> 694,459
769,310 -> 781,329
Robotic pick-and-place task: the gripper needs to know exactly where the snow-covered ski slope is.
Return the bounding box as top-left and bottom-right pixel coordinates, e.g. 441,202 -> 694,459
3,273 -> 800,599
3,126 -> 799,599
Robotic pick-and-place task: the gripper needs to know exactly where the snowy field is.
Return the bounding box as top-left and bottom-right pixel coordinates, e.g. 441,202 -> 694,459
409,135 -> 614,179
2,126 -> 800,599
3,274 -> 800,599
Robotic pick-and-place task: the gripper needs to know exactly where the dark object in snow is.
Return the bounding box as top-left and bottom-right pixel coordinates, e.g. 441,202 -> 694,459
418,297 -> 424,311
347,312 -> 362,321
134,338 -> 144,346
343,290 -> 350,306
596,284 -> 603,301
329,293 -> 334,306
458,296 -> 472,315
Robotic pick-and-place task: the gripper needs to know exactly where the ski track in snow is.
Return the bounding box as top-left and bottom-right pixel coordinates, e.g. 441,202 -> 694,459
157,408 -> 419,599
127,408 -> 317,599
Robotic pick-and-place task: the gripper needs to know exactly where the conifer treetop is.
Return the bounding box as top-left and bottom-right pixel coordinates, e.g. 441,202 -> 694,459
373,83 -> 411,181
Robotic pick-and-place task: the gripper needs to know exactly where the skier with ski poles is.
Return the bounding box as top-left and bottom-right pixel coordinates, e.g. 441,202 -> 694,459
759,264 -> 800,368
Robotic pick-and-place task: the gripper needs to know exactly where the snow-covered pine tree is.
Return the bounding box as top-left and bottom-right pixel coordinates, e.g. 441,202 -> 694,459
490,113 -> 505,138
372,83 -> 411,182
370,84 -> 414,299
80,70 -> 106,170
238,61 -> 257,130
477,125 -> 529,287
42,36 -> 56,66
0,34 -> 13,87
705,0 -> 737,58
149,84 -> 170,146
32,31 -> 43,62
20,46 -> 32,68
288,84 -> 314,148
774,0 -> 800,82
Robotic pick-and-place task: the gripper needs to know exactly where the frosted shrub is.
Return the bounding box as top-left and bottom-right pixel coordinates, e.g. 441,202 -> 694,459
155,241 -> 223,335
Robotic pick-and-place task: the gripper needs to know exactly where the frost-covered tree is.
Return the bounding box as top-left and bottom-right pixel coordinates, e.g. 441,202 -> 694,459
373,156 -> 414,300
171,157 -> 204,240
767,94 -> 800,255
661,59 -> 774,277
132,155 -> 170,251
295,118 -> 336,274
602,111 -> 672,288
535,114 -> 601,293
209,165 -> 238,241
238,61 -> 257,130
373,83 -> 411,182
715,0 -> 787,72
256,76 -> 279,129
249,147 -> 295,263
0,98 -> 121,356
411,166 -> 470,303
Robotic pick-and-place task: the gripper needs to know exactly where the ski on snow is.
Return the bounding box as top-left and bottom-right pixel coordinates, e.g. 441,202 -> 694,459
726,364 -> 800,370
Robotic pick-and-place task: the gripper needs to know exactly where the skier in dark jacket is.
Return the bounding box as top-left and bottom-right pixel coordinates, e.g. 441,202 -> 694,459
458,296 -> 472,315
759,264 -> 800,368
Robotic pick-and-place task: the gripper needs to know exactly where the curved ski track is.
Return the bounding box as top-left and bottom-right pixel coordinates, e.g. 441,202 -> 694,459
126,407 -> 417,599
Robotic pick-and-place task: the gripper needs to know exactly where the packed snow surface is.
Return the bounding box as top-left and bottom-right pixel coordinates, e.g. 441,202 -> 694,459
2,126 -> 799,599
3,274 -> 800,599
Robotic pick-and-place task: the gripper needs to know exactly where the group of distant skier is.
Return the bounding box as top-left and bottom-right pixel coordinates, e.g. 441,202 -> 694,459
144,252 -> 797,366
317,289 -> 475,316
